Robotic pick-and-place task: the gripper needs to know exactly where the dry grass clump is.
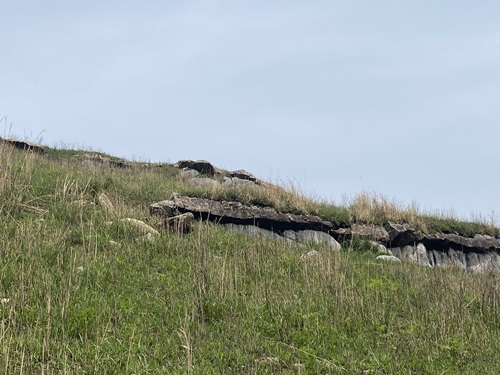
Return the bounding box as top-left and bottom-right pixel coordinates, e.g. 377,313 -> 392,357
348,191 -> 421,228
348,191 -> 499,237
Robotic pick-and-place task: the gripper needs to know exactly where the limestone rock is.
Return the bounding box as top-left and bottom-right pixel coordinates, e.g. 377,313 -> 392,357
0,137 -> 46,155
284,230 -> 341,249
223,177 -> 257,188
334,224 -> 389,242
230,170 -> 257,182
385,222 -> 421,246
176,160 -> 216,176
224,224 -> 283,240
164,194 -> 333,233
422,232 -> 500,252
189,178 -> 220,188
376,255 -> 401,262
120,218 -> 160,236
371,241 -> 390,254
109,159 -> 131,169
150,200 -> 178,217
82,154 -> 130,169
180,168 -> 200,179
392,244 -> 500,273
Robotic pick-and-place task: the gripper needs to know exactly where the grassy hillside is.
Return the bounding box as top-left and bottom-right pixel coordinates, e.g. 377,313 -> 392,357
0,142 -> 499,374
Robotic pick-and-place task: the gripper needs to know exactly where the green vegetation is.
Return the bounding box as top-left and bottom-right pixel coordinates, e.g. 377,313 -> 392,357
0,142 -> 499,373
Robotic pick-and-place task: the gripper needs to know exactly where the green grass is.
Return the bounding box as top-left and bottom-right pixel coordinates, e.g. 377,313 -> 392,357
0,142 -> 499,373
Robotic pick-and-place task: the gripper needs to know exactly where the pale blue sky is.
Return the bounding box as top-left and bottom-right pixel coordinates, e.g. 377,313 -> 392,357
2,1 -> 500,222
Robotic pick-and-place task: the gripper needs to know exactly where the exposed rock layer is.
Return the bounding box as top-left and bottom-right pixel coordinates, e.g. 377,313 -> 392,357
0,137 -> 46,155
150,194 -> 500,273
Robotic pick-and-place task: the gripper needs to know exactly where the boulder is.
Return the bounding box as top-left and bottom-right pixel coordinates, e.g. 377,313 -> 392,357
223,177 -> 257,188
180,168 -> 200,179
385,222 -> 421,246
176,160 -> 216,176
371,241 -> 390,254
224,224 -> 283,240
230,169 -> 257,182
283,230 -> 341,249
188,178 -> 220,188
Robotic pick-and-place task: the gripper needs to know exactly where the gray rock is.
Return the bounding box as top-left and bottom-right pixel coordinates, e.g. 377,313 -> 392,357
403,243 -> 431,267
385,222 -> 420,246
150,200 -> 178,217
422,232 -> 500,252
223,177 -> 257,188
0,137 -> 46,155
389,244 -> 500,273
292,230 -> 341,250
224,224 -> 283,240
352,224 -> 390,242
376,255 -> 401,262
230,169 -> 257,182
161,194 -> 333,233
120,218 -> 160,236
371,241 -> 390,254
180,168 -> 200,179
177,160 -> 216,176
189,178 -> 220,188
391,244 -> 431,266
109,159 -> 131,169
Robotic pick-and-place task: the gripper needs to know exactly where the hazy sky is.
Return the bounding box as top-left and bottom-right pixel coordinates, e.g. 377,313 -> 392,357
2,1 -> 500,222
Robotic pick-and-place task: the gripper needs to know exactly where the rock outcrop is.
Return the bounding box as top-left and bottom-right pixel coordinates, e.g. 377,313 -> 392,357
82,154 -> 131,169
150,194 -> 340,248
176,160 -> 217,177
0,137 -> 46,155
148,194 -> 500,272
337,221 -> 500,273
152,194 -> 333,233
152,159 -> 500,273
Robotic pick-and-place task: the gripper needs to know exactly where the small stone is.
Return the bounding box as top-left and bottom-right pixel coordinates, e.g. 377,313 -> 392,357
120,218 -> 161,236
300,250 -> 320,260
376,255 -> 401,262
76,266 -> 84,274
0,298 -> 9,304
98,193 -> 113,210
294,363 -> 306,372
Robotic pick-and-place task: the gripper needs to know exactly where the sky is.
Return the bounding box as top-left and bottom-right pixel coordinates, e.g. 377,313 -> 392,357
2,1 -> 500,222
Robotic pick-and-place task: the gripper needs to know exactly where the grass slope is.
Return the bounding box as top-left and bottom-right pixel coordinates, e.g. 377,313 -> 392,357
0,143 -> 499,374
